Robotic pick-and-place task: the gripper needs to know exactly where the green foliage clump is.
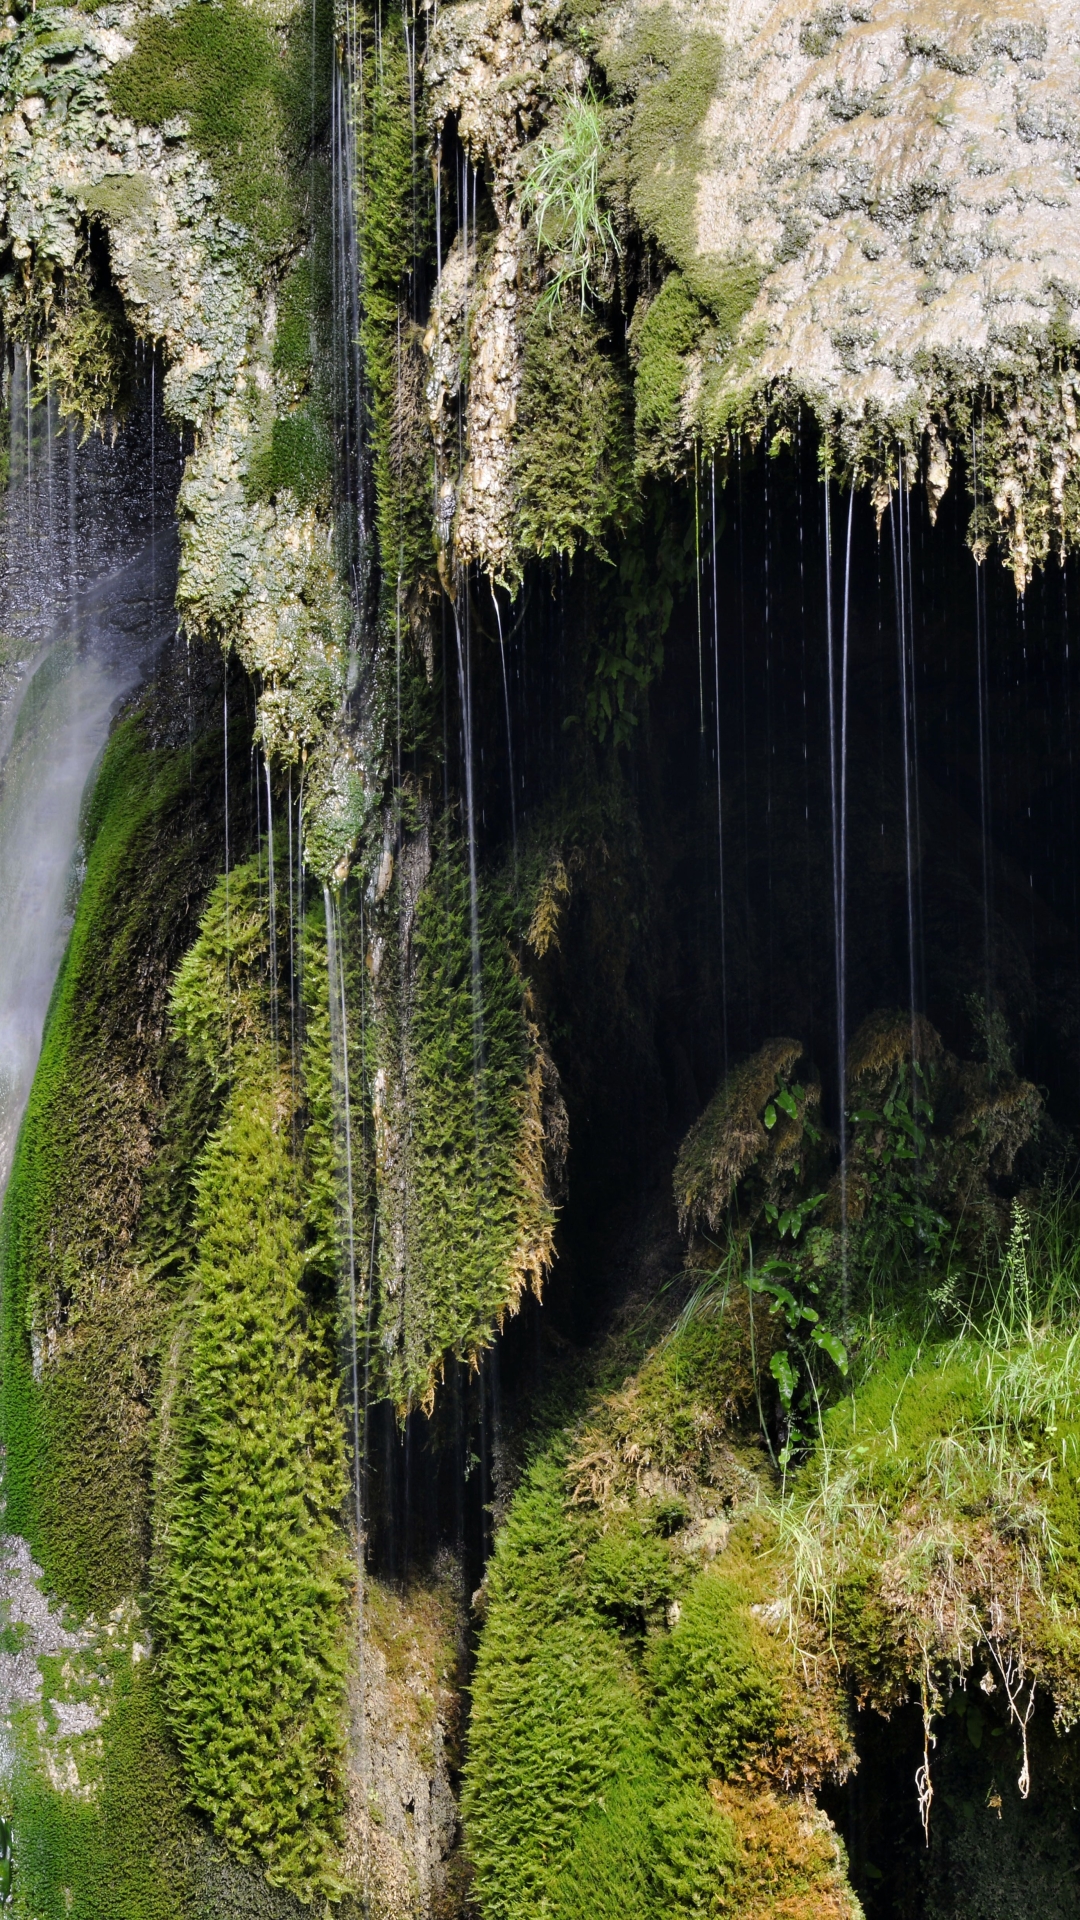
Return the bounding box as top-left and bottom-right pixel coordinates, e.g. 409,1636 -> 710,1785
158,863 -> 350,1900
521,90 -> 619,312
246,409 -> 333,509
0,715 -> 229,1615
106,0 -> 315,259
377,838 -> 557,1408
554,1764 -> 737,1920
515,300 -> 634,560
778,1201 -> 1080,1727
650,1575 -> 781,1781
462,1455 -> 651,1919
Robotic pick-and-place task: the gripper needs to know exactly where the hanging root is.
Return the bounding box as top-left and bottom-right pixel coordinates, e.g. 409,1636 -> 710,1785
988,1633 -> 1037,1799
916,1664 -> 936,1843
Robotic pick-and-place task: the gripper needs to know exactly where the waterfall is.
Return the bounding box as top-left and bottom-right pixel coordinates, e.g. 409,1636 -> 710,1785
0,364 -> 181,1200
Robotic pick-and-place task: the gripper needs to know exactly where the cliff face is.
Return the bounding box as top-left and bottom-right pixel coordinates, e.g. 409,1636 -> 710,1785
2,1 -> 1080,1917
424,0 -> 1080,584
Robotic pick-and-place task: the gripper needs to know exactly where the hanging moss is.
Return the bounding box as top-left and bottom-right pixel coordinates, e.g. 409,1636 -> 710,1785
582,481 -> 698,739
158,861 -> 351,1900
356,12 -> 436,607
375,837 -> 558,1410
0,712 -> 233,1616
36,282 -> 139,439
633,273 -> 707,471
514,299 -> 634,560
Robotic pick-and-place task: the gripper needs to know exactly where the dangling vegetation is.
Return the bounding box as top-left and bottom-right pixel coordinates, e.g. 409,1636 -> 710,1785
521,90 -> 620,314
157,861 -> 351,1899
374,832 -> 561,1410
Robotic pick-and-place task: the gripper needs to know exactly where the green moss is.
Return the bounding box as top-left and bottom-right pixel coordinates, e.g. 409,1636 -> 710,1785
40,284 -> 138,439
82,172 -> 154,225
462,1455 -> 651,1919
246,408 -> 333,508
463,1307 -> 851,1919
106,0 -> 317,260
356,12 -> 435,605
0,713 -> 231,1615
649,1573 -> 782,1781
514,300 -> 634,560
606,11 -> 729,303
633,274 -> 706,469
158,864 -> 350,1900
11,1654 -> 190,1920
780,1303 -> 1080,1717
376,836 -> 556,1408
273,257 -> 316,382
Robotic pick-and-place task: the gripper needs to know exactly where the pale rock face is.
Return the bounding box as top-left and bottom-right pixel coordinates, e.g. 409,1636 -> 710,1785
689,0 -> 1080,421
426,0 -> 1080,580
344,1575 -> 461,1918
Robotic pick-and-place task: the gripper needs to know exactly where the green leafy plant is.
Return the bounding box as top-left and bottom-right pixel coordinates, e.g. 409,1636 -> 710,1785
849,1061 -> 949,1270
746,1252 -> 848,1468
521,90 -> 619,312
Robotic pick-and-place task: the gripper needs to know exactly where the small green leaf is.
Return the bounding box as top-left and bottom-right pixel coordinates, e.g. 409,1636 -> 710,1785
811,1326 -> 848,1373
770,1349 -> 798,1409
776,1088 -> 798,1119
763,1103 -> 777,1129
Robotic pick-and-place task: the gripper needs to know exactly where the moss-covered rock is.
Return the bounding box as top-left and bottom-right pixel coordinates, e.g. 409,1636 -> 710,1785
463,1305 -> 857,1920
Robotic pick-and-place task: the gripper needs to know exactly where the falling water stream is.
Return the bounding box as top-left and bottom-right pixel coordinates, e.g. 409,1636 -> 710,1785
0,367 -> 181,1202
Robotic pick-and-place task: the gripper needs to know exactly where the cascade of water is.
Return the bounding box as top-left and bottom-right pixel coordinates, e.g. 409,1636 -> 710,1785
822,477 -> 854,1309
972,426 -> 993,1017
264,759 -> 279,1052
903,479 -> 926,1024
695,441 -> 705,735
453,596 -> 485,1085
490,585 -> 517,879
839,489 -> 854,1315
889,475 -> 919,1051
0,364 -> 181,1200
709,462 -> 729,1076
